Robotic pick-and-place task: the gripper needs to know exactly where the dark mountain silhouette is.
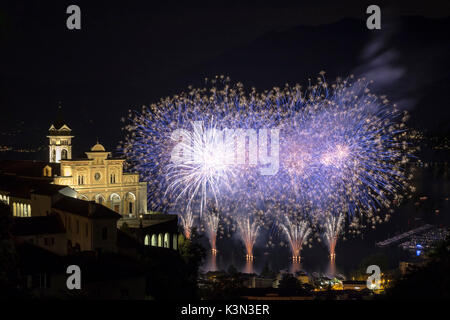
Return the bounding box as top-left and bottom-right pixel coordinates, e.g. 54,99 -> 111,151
1,16 -> 449,161
175,16 -> 450,136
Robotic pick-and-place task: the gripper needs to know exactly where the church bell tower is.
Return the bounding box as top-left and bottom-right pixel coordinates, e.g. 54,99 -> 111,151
47,106 -> 74,163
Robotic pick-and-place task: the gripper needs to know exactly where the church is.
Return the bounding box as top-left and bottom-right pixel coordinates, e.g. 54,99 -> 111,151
46,119 -> 148,218
0,113 -> 180,256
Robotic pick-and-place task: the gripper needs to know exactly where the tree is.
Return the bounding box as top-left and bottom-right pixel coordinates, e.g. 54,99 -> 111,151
383,237 -> 450,299
131,226 -> 207,300
179,229 -> 206,273
260,261 -> 275,278
278,273 -> 312,296
278,273 -> 301,290
227,264 -> 238,276
350,252 -> 389,280
202,265 -> 245,300
177,229 -> 206,297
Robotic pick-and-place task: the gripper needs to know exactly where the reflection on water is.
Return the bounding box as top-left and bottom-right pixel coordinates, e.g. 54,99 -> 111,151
326,259 -> 336,278
202,253 -> 344,278
204,253 -> 218,272
289,261 -> 302,274
242,260 -> 254,274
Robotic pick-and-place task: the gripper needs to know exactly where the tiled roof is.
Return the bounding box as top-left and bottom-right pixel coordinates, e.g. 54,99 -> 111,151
48,129 -> 72,136
53,196 -> 122,220
0,174 -> 68,198
0,160 -> 61,177
12,215 -> 65,236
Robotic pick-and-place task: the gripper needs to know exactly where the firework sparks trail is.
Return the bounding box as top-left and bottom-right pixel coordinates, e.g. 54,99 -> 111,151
203,210 -> 220,255
180,208 -> 195,239
280,216 -> 311,262
236,216 -> 260,261
323,211 -> 345,260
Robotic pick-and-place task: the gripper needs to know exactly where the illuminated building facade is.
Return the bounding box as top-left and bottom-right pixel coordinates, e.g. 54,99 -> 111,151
44,116 -> 148,218
53,142 -> 148,218
48,123 -> 74,163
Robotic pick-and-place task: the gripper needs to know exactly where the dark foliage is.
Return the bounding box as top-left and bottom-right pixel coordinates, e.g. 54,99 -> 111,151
383,237 -> 450,299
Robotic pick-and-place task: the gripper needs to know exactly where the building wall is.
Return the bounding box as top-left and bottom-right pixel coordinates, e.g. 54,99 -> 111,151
18,233 -> 67,256
92,219 -> 117,253
55,209 -> 117,253
2,188 -> 76,218
54,160 -> 146,217
48,134 -> 73,163
59,212 -> 93,252
342,283 -> 366,291
30,194 -> 53,217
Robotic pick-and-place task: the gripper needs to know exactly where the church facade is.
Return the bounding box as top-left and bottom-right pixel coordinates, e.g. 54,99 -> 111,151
48,122 -> 148,218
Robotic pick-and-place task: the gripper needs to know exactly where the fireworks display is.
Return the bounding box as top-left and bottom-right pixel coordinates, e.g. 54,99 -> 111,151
203,210 -> 220,255
322,212 -> 345,260
236,216 -> 261,261
179,208 -> 195,240
279,216 -> 312,262
120,73 -> 416,262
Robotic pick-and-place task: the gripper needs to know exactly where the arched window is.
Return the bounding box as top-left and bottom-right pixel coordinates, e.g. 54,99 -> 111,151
110,194 -> 121,213
95,194 -> 105,205
125,193 -> 136,215
173,234 -> 178,250
151,234 -> 157,246
61,149 -> 68,160
164,233 -> 170,248
110,173 -> 116,184
78,194 -> 88,201
144,235 -> 150,246
43,166 -> 52,177
158,234 -> 163,247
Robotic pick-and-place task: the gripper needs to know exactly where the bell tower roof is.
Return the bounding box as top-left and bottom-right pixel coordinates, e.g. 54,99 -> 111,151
49,104 -> 72,134
48,104 -> 74,163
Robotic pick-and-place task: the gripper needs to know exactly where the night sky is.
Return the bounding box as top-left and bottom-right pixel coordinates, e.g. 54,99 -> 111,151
1,0 -> 449,158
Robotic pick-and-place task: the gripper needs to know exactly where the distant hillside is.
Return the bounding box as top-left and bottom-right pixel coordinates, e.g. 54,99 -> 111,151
1,16 -> 448,161
176,16 -> 450,135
